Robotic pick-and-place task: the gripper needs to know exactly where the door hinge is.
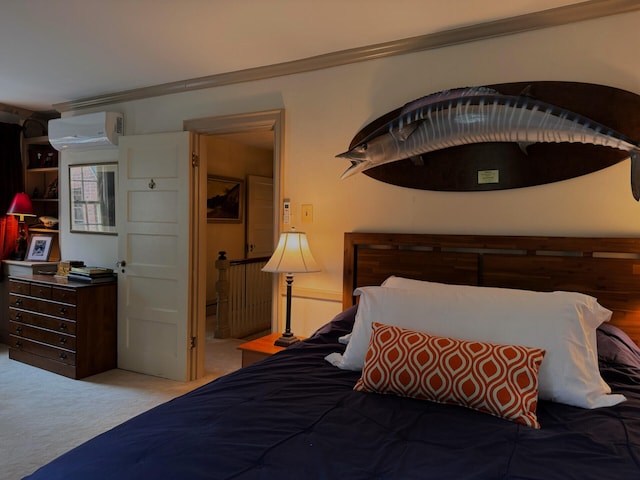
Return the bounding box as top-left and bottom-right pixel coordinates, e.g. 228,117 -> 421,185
190,336 -> 197,349
191,152 -> 199,167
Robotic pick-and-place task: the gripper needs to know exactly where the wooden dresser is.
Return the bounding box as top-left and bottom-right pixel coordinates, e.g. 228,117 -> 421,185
7,274 -> 117,379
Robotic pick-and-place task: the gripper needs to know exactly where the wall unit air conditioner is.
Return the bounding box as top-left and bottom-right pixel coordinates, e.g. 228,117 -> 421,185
48,111 -> 124,151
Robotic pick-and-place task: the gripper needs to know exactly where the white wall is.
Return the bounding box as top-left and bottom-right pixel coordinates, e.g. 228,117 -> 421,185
61,10 -> 640,336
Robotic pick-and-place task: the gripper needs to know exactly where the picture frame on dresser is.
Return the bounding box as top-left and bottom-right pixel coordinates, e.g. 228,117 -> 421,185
25,233 -> 54,261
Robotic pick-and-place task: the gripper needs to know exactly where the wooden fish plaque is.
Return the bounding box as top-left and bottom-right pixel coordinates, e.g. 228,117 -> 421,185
341,81 -> 640,193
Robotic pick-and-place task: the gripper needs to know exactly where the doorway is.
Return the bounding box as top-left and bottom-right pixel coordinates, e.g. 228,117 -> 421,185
184,109 -> 284,379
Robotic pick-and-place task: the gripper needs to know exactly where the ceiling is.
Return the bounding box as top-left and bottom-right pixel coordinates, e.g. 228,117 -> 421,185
0,0 -> 583,114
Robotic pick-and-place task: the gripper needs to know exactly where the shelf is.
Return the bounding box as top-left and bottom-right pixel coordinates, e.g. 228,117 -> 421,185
22,133 -> 60,261
24,135 -> 50,145
26,167 -> 58,173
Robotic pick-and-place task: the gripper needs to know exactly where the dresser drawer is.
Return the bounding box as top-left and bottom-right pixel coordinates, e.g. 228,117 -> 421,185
38,301 -> 77,320
9,280 -> 30,295
8,294 -> 77,320
52,287 -> 77,304
9,320 -> 76,351
30,283 -> 52,299
10,335 -> 76,366
8,309 -> 76,335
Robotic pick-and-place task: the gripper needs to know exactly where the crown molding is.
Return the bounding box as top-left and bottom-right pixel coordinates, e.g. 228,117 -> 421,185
54,0 -> 640,112
0,102 -> 34,118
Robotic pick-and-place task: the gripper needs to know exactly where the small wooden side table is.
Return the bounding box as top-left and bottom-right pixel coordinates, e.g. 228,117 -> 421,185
237,333 -> 299,367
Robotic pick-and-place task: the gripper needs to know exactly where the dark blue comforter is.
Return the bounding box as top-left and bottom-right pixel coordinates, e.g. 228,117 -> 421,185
25,307 -> 640,479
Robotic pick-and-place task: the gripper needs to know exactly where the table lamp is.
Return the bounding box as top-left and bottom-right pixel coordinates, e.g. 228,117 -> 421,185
263,229 -> 320,346
6,192 -> 36,260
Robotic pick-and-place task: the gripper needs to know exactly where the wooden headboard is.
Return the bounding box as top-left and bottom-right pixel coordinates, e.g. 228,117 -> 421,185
343,232 -> 640,346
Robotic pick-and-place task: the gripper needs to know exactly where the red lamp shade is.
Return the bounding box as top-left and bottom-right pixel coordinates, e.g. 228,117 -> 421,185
7,192 -> 36,221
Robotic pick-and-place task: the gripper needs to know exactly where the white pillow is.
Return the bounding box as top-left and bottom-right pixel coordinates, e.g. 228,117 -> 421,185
381,275 -> 445,289
325,282 -> 624,409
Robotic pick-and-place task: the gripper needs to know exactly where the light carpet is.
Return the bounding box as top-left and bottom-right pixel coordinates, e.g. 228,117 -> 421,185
0,338 -> 243,480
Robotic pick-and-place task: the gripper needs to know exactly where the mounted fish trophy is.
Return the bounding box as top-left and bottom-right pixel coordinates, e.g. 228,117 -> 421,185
337,81 -> 640,199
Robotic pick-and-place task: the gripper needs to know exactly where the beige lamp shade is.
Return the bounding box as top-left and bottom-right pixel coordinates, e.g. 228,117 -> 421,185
262,231 -> 320,274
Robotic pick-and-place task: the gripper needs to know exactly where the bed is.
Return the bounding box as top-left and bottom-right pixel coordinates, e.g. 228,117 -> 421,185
25,232 -> 640,479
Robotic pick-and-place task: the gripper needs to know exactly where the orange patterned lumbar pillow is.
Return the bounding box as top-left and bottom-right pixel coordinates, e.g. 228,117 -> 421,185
354,322 -> 546,428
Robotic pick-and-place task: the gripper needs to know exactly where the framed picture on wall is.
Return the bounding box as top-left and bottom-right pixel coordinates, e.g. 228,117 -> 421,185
207,176 -> 244,223
69,163 -> 117,234
26,233 -> 54,261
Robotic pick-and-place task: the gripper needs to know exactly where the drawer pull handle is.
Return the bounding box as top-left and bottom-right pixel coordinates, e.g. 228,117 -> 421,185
15,326 -> 22,334
59,323 -> 67,330
15,341 -> 22,348
59,353 -> 67,360
59,337 -> 67,344
59,307 -> 67,315
15,299 -> 22,306
15,313 -> 22,320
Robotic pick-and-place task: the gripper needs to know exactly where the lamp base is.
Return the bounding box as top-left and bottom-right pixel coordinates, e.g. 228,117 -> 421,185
274,333 -> 300,347
12,234 -> 27,261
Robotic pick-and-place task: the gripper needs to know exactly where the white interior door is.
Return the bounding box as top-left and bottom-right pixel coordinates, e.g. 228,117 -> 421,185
117,131 -> 196,381
246,174 -> 274,258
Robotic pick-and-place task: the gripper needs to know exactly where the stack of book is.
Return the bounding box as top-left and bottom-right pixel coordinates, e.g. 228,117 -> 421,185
68,266 -> 116,284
